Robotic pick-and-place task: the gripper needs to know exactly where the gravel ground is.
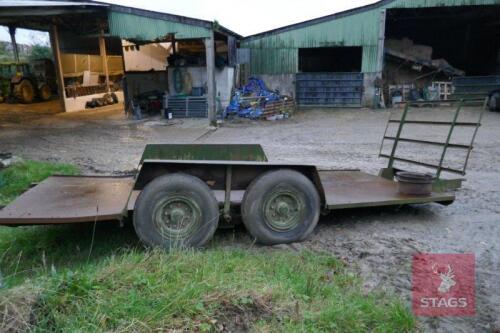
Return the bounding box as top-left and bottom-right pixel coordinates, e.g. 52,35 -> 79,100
1,102 -> 499,332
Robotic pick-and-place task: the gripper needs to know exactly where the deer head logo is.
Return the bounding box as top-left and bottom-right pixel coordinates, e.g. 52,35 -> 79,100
432,263 -> 456,293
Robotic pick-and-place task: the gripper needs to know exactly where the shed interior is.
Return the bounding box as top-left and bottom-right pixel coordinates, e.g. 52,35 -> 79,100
385,5 -> 500,77
0,3 -> 125,113
298,47 -> 363,73
122,30 -> 236,119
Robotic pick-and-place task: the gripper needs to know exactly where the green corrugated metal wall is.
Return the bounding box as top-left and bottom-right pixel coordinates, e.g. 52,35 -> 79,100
245,10 -> 379,49
108,11 -> 211,41
242,0 -> 500,74
249,48 -> 298,74
362,45 -> 379,73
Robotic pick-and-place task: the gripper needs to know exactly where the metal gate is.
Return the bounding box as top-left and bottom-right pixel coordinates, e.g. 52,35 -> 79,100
295,72 -> 364,107
166,96 -> 208,118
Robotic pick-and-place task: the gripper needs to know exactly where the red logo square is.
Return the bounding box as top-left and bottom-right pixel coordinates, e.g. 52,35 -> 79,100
412,253 -> 475,317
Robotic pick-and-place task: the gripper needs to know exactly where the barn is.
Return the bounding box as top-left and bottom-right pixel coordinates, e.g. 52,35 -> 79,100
240,0 -> 500,108
0,1 -> 240,125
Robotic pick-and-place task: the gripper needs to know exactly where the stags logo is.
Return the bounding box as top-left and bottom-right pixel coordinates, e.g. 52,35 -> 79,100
432,263 -> 456,294
412,254 -> 475,317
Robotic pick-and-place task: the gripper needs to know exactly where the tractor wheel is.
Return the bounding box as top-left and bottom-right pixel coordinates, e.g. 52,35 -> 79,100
38,84 -> 52,101
133,173 -> 219,249
13,79 -> 35,104
241,169 -> 320,245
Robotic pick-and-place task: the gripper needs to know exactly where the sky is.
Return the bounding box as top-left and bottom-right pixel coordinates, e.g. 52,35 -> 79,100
0,0 -> 377,44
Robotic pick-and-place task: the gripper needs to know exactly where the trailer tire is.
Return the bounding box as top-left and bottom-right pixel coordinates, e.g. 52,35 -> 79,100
241,169 -> 320,245
133,173 -> 219,249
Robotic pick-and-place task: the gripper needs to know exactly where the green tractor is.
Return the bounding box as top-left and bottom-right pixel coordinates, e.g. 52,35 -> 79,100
0,59 -> 56,104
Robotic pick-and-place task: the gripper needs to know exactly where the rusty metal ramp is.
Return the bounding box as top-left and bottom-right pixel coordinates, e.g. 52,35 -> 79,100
0,176 -> 134,225
319,171 -> 455,210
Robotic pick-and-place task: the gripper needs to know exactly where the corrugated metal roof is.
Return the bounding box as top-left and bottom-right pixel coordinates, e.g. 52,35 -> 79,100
0,1 -> 241,39
107,4 -> 241,39
108,10 -> 212,41
0,1 -> 106,7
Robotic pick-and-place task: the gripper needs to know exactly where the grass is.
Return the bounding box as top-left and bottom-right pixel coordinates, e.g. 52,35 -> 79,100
0,161 -> 417,332
4,249 -> 416,332
0,160 -> 79,205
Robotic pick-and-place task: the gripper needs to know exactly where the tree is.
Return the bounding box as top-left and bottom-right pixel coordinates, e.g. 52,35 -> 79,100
28,44 -> 52,61
0,42 -> 13,62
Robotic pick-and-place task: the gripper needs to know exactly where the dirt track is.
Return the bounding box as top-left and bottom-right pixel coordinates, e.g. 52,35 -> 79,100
0,102 -> 499,332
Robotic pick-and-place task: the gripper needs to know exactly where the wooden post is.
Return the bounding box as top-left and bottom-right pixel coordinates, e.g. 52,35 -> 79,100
205,32 -> 217,127
49,24 -> 67,112
228,35 -> 237,67
172,34 -> 177,56
99,28 -> 110,92
8,26 -> 19,63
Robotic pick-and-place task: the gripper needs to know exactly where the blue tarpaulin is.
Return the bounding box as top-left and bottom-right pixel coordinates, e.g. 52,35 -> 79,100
226,77 -> 281,119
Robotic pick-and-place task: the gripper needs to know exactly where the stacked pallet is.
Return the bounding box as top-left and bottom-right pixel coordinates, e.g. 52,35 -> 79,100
261,98 -> 295,119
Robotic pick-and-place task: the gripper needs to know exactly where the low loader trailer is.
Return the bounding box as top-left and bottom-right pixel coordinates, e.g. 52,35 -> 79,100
0,100 -> 484,248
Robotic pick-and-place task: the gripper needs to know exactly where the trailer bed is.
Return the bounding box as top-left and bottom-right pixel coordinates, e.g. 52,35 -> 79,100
318,171 -> 455,209
0,171 -> 455,226
0,176 -> 134,225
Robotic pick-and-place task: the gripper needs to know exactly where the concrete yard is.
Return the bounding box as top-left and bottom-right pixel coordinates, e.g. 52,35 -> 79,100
1,103 -> 499,332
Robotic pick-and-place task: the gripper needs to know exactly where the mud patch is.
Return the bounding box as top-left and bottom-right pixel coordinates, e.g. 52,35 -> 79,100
207,293 -> 280,333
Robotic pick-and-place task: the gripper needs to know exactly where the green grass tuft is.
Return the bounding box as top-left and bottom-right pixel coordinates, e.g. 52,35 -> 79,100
0,160 -> 79,205
0,161 -> 417,332
27,249 -> 416,332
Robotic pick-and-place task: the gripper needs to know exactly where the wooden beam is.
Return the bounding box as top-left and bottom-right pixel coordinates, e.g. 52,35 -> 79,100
99,28 -> 110,92
228,35 -> 237,67
205,32 -> 217,127
49,24 -> 67,113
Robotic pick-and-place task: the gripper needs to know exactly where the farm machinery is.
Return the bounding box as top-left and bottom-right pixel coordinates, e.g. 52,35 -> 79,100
0,59 -> 56,104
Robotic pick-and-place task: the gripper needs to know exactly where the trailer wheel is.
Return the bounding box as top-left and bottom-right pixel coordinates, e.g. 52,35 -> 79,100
133,173 -> 219,249
241,169 -> 320,245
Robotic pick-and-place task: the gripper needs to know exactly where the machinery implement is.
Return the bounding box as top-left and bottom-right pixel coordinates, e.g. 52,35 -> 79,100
0,100 -> 485,248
